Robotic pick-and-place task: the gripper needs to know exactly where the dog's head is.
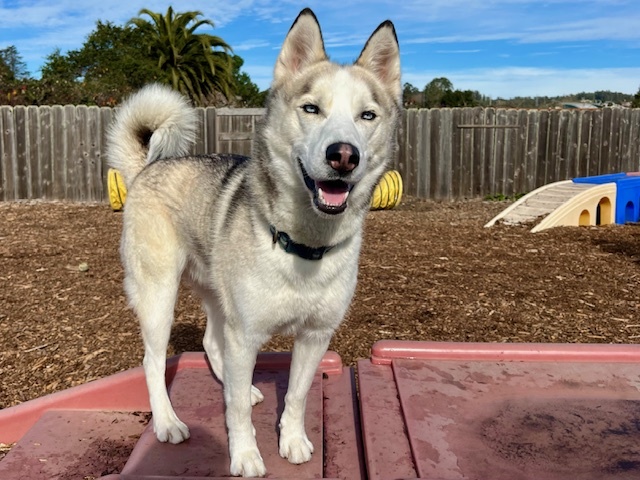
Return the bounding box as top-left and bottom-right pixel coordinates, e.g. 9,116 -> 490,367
263,8 -> 401,218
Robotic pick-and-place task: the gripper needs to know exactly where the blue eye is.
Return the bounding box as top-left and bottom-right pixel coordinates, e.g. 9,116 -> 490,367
361,111 -> 377,121
302,104 -> 320,114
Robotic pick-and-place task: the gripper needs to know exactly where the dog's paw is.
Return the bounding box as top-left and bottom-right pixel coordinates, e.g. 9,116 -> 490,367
251,385 -> 264,406
279,433 -> 314,464
230,448 -> 266,477
154,417 -> 190,444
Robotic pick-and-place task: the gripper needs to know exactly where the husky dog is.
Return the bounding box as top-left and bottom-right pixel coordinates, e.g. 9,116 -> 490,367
107,8 -> 400,477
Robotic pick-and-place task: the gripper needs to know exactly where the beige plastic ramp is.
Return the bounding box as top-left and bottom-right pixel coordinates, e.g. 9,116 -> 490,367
532,182 -> 616,232
484,180 -> 617,232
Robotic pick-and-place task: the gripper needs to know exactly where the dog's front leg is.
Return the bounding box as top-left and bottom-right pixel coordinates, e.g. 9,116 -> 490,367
223,325 -> 266,477
279,331 -> 331,464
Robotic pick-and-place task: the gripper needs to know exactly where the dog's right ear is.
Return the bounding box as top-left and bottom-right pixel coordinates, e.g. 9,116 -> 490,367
274,8 -> 327,84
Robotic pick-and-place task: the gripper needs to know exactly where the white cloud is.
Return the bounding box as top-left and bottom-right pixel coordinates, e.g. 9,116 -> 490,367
435,49 -> 482,54
405,33 -> 515,45
520,16 -> 640,43
232,40 -> 271,52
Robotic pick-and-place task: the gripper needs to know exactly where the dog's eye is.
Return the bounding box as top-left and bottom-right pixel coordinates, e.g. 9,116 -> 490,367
302,104 -> 320,115
361,111 -> 377,121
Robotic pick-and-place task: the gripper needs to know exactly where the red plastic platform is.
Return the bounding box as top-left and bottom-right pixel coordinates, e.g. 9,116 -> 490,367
0,351 -> 362,480
3,342 -> 640,479
359,341 -> 640,480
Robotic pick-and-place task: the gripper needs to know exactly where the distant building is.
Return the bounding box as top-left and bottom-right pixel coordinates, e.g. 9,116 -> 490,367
562,102 -> 599,109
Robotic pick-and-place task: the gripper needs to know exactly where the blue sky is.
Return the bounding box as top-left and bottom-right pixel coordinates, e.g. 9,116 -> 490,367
1,0 -> 639,99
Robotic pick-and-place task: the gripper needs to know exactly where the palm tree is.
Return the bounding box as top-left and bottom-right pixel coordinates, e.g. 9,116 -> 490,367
129,7 -> 234,106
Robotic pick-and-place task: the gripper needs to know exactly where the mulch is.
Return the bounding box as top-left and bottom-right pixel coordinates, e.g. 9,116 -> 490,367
1,197 -> 640,409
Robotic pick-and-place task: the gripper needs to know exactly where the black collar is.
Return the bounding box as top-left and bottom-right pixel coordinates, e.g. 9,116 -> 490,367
269,225 -> 334,261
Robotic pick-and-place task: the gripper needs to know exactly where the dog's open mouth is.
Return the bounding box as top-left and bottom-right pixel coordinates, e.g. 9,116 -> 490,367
299,160 -> 353,215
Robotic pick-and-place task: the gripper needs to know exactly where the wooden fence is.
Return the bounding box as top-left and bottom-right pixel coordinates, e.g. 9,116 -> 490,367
397,107 -> 640,200
1,105 -> 639,202
0,106 -> 264,202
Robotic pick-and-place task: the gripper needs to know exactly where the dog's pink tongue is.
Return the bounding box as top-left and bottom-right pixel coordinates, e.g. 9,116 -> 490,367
318,182 -> 349,206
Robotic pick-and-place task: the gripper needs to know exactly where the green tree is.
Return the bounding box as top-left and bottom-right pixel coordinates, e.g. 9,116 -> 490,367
128,7 -> 234,106
36,23 -> 163,105
231,55 -> 267,107
0,46 -> 28,81
440,89 -> 477,108
35,48 -> 84,105
0,46 -> 30,105
403,82 -> 421,107
423,77 -> 453,108
632,86 -> 640,108
72,21 -> 163,101
422,78 -> 481,108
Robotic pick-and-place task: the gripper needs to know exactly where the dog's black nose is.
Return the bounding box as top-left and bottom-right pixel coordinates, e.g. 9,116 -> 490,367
326,143 -> 360,173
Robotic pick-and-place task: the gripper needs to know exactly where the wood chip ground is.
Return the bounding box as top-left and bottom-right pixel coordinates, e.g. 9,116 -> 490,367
1,198 -> 639,408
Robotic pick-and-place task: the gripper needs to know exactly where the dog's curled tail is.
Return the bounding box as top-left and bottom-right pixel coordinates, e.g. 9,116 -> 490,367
106,83 -> 198,186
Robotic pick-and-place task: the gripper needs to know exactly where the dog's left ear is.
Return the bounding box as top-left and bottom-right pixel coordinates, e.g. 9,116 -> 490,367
356,21 -> 401,103
274,8 -> 327,84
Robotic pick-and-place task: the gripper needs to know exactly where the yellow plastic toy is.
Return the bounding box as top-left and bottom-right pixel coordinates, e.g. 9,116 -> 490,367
107,168 -> 127,211
371,170 -> 403,210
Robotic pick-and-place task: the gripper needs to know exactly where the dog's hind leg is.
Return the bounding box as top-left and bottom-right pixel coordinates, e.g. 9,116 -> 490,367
278,331 -> 332,464
132,277 -> 190,444
200,292 -> 264,406
122,221 -> 190,444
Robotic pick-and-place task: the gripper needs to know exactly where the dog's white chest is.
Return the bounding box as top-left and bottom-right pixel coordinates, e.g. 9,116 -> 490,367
228,250 -> 358,334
